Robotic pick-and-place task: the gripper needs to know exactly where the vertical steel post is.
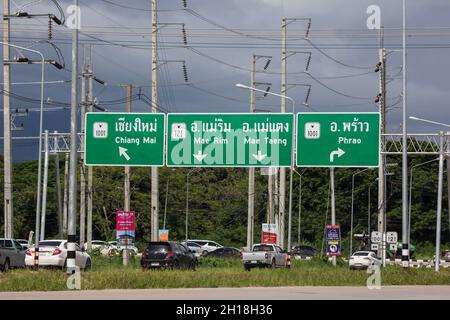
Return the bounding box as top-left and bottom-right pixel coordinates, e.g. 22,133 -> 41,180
54,132 -> 63,239
40,130 -> 49,241
247,55 -> 256,250
435,132 -> 444,272
79,46 -> 86,248
330,167 -> 336,266
86,45 -> 93,251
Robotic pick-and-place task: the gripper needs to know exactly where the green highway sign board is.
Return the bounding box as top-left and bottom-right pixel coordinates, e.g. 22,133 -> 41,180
166,113 -> 293,167
85,113 -> 165,166
296,112 -> 380,167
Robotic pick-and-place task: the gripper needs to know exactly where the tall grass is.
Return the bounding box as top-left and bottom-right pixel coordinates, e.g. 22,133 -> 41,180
0,257 -> 448,292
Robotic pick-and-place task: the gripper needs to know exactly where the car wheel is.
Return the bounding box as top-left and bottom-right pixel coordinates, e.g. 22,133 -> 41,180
244,265 -> 251,271
3,259 -> 10,272
84,259 -> 91,271
202,250 -> 208,256
271,259 -> 276,269
173,260 -> 180,270
190,260 -> 197,271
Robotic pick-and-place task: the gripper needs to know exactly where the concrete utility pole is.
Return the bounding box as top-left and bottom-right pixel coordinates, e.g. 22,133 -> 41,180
79,46 -> 87,248
247,54 -> 256,250
63,153 -> 69,237
151,0 -> 159,241
435,132 -> 444,272
401,0 -> 409,268
54,132 -> 63,239
40,130 -> 49,240
330,167 -> 336,267
3,0 -> 13,238
123,84 -> 132,267
86,46 -> 94,251
377,46 -> 387,264
279,17 -> 287,248
447,131 -> 450,241
67,0 -> 79,274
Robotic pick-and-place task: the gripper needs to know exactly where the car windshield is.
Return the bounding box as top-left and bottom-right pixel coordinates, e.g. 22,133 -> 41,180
16,240 -> 28,244
353,252 -> 370,256
148,243 -> 170,253
253,245 -> 274,252
39,241 -> 62,247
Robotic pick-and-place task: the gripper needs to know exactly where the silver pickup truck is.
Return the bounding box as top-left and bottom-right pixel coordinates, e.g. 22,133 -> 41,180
241,243 -> 288,271
0,239 -> 26,272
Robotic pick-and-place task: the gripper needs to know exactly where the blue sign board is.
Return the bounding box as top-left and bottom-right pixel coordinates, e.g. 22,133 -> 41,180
326,225 -> 341,256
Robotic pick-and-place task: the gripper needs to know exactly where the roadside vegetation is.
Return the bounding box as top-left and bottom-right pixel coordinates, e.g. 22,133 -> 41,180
0,257 -> 449,292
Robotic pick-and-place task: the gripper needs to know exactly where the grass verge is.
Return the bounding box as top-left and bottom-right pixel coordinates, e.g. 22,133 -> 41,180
0,257 -> 448,292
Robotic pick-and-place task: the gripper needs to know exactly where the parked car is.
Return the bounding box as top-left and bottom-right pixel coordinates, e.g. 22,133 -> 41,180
15,239 -> 32,250
188,239 -> 223,255
0,239 -> 26,272
141,241 -> 197,270
25,240 -> 91,270
444,250 -> 450,263
83,240 -> 110,251
107,241 -> 139,255
291,245 -> 319,258
241,243 -> 288,271
181,241 -> 203,257
205,247 -> 241,259
349,251 -> 380,270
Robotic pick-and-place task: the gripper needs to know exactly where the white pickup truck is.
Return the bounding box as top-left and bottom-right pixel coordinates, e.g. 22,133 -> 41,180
241,243 -> 288,271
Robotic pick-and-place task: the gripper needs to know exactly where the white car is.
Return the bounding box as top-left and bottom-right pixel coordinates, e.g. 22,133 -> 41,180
181,241 -> 204,257
25,240 -> 91,270
188,240 -> 223,255
15,239 -> 32,250
83,240 -> 111,251
349,251 -> 380,270
106,241 -> 139,255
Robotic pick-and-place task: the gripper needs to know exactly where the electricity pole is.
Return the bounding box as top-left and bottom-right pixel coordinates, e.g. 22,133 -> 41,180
3,0 -> 13,239
377,46 -> 387,265
151,0 -> 159,241
67,0 -> 79,274
447,132 -> 450,240
247,55 -> 256,250
63,153 -> 69,237
79,46 -> 87,248
54,132 -> 63,239
279,17 -> 287,248
86,45 -> 94,251
401,0 -> 409,268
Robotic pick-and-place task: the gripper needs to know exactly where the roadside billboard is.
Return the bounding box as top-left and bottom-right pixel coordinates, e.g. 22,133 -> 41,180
262,223 -> 278,244
116,211 -> 135,242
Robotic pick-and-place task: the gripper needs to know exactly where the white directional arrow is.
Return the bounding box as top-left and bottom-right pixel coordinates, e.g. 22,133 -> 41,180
193,151 -> 207,162
252,150 -> 267,162
119,147 -> 131,161
329,148 -> 345,162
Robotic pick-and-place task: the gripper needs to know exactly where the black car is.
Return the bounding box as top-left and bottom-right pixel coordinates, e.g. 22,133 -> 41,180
205,247 -> 241,258
291,245 -> 319,258
141,241 -> 197,270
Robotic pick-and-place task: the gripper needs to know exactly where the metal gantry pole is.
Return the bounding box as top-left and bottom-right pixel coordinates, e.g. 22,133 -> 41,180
298,174 -> 302,245
185,172 -> 190,242
40,130 -> 49,241
447,132 -> 450,240
330,167 -> 336,266
3,0 -> 13,239
435,132 -> 444,272
287,97 -> 296,252
123,84 -> 132,267
401,0 -> 410,268
163,179 -> 169,230
151,0 -> 159,242
67,0 -> 79,274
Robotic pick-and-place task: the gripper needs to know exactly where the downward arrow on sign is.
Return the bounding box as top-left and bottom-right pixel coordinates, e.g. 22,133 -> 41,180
193,151 -> 207,162
252,151 -> 267,162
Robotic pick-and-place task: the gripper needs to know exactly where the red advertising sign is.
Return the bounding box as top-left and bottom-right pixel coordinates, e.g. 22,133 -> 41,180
262,223 -> 277,244
116,211 -> 135,240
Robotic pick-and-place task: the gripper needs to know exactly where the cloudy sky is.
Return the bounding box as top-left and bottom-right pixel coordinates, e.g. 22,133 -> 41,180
1,0 -> 450,160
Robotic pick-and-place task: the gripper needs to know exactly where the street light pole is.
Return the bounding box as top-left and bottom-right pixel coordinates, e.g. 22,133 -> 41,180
235,83 -> 296,251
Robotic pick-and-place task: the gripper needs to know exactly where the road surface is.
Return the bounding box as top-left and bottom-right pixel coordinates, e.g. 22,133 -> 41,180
1,286 -> 449,300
